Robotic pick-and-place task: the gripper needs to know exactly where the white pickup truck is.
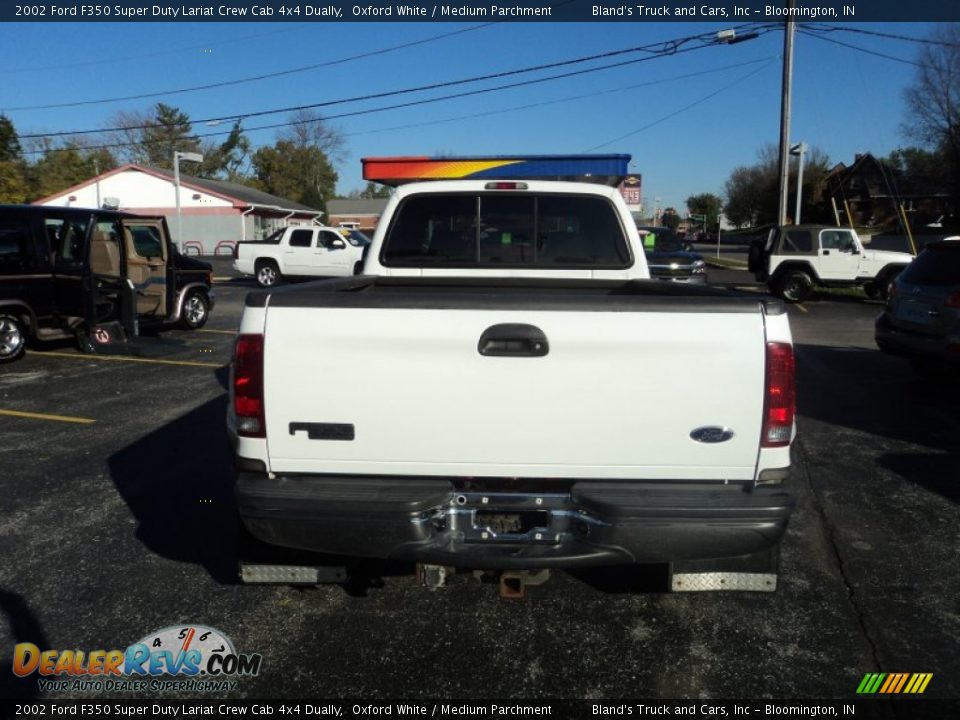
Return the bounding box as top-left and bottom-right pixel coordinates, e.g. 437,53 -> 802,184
233,225 -> 369,287
229,179 -> 796,592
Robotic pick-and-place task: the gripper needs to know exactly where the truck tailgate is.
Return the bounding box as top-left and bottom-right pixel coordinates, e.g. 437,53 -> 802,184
261,305 -> 766,481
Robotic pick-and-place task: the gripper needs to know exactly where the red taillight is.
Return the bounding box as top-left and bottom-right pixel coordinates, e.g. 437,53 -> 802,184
946,291 -> 960,308
762,342 -> 795,448
234,334 -> 265,438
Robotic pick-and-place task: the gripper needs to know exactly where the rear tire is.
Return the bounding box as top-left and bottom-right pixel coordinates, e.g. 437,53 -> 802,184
179,290 -> 210,330
0,314 -> 27,364
776,270 -> 813,303
255,260 -> 281,288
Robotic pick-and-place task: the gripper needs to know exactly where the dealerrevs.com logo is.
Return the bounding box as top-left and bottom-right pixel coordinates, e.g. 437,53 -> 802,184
13,625 -> 262,693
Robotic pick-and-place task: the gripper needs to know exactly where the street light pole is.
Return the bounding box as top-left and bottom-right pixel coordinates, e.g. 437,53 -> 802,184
173,150 -> 204,252
717,213 -> 723,259
777,0 -> 796,227
791,142 -> 808,224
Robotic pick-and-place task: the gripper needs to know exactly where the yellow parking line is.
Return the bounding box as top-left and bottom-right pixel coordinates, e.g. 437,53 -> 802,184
0,409 -> 95,425
194,329 -> 237,335
29,351 -> 220,368
794,304 -> 808,313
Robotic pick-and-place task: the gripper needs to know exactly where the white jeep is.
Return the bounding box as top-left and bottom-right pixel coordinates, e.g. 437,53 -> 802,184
749,225 -> 914,302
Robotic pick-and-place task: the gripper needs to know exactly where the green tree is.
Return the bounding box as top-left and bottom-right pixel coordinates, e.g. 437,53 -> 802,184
348,182 -> 392,199
142,103 -> 201,169
251,140 -> 337,210
27,139 -> 116,200
0,115 -> 22,163
199,120 -> 251,181
0,161 -> 29,203
0,114 -> 28,203
686,193 -> 723,233
724,165 -> 769,228
106,105 -> 250,180
724,144 -> 831,228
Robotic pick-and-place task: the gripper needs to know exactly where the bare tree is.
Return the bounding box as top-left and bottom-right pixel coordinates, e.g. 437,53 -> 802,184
903,24 -> 960,149
902,23 -> 960,211
103,109 -> 155,166
281,109 -> 346,164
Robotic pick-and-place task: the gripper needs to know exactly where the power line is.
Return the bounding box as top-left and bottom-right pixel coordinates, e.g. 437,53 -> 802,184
3,24 -> 498,111
340,57 -> 780,140
584,60 -> 777,152
804,23 -> 960,49
24,56 -> 777,156
18,24 -> 772,141
798,28 -> 924,67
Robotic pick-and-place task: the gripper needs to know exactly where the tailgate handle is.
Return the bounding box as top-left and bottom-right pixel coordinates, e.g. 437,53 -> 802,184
478,324 -> 549,357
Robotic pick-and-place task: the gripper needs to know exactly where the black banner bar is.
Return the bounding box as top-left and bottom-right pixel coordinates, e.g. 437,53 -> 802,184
2,1 -> 959,23
3,699 -> 960,719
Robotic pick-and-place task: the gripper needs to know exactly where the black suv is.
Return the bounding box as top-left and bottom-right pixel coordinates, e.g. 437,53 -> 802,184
0,205 -> 215,363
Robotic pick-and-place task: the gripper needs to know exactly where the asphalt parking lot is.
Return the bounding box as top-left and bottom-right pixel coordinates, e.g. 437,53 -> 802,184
0,259 -> 957,707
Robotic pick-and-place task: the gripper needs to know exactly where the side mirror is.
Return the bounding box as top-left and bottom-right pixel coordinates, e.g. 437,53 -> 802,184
329,239 -> 346,250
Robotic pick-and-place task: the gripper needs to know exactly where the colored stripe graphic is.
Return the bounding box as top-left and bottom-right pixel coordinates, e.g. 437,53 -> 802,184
858,672 -> 932,694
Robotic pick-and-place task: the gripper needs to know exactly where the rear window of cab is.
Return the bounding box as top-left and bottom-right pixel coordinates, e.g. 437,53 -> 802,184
381,193 -> 631,269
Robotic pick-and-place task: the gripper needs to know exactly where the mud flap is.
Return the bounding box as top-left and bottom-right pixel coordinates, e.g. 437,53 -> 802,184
670,545 -> 780,592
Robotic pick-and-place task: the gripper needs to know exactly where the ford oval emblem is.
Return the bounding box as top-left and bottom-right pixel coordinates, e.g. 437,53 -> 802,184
690,426 -> 735,443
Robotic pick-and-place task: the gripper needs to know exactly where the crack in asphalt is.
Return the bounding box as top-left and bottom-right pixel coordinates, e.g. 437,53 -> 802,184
795,434 -> 904,720
795,435 -> 885,667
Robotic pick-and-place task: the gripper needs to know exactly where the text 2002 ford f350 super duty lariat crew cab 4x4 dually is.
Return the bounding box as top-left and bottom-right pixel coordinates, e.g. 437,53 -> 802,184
229,161 -> 796,593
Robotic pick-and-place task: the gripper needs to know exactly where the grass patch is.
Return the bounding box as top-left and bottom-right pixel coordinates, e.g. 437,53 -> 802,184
814,286 -> 869,299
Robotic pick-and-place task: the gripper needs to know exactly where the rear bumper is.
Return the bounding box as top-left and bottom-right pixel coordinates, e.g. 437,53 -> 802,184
235,472 -> 794,570
875,313 -> 959,361
650,273 -> 708,285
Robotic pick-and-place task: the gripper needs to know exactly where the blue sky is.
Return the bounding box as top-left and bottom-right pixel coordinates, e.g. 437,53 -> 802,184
0,20 -> 938,210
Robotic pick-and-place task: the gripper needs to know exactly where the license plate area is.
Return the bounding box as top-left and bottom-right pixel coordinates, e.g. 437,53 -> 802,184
451,492 -> 570,544
475,511 -> 549,535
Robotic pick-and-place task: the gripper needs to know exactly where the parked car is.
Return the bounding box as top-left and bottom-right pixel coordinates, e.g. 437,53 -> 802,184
0,205 -> 215,363
875,237 -> 960,378
636,225 -> 706,284
233,226 -> 368,288
749,225 -> 913,302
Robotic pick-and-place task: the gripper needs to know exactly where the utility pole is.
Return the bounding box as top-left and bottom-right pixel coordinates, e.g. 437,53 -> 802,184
777,0 -> 796,227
